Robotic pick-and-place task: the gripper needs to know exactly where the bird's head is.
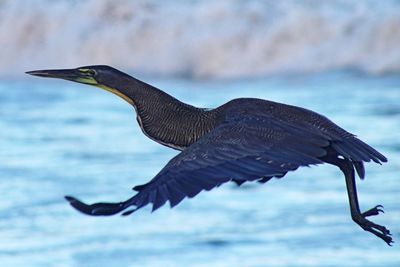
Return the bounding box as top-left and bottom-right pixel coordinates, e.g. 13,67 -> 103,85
26,65 -> 135,105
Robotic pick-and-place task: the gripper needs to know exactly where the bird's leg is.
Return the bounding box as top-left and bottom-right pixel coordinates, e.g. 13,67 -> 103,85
338,159 -> 393,246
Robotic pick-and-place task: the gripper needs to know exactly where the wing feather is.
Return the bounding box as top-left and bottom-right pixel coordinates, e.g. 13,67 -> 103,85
116,114 -> 329,214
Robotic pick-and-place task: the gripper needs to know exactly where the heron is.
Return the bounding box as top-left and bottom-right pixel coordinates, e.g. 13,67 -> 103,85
26,65 -> 392,245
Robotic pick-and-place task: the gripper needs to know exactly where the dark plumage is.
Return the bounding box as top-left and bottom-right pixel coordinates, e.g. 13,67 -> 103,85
27,65 -> 392,245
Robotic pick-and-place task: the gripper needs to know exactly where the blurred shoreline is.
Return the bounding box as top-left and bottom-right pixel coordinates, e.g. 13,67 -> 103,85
1,0 -> 400,79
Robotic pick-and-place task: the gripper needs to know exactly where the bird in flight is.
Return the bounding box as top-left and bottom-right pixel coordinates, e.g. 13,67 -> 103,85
27,65 -> 392,245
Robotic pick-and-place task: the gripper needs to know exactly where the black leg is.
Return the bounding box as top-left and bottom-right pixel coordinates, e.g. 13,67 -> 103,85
321,155 -> 393,245
341,162 -> 392,245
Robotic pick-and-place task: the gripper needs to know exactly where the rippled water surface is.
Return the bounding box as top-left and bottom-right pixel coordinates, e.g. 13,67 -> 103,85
0,73 -> 399,267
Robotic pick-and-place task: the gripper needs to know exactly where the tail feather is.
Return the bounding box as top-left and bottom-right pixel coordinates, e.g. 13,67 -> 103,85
332,137 -> 387,164
353,161 -> 365,179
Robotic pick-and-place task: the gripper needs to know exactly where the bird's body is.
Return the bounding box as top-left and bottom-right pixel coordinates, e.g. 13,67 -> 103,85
27,65 -> 393,245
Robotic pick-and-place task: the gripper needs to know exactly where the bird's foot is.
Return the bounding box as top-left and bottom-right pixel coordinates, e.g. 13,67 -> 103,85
353,206 -> 393,246
362,205 -> 384,217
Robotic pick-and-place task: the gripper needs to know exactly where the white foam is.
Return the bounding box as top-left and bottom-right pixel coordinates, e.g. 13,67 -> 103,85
2,0 -> 400,78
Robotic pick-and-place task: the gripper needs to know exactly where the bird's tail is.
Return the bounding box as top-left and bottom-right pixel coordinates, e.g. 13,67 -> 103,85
331,136 -> 387,180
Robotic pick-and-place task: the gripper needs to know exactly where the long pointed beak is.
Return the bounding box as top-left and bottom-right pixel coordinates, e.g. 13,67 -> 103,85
26,68 -> 98,85
26,68 -> 81,80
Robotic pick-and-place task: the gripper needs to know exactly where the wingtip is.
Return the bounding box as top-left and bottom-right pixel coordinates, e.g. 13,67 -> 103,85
64,195 -> 76,202
64,195 -> 95,215
121,209 -> 137,216
65,195 -> 134,216
65,195 -> 82,206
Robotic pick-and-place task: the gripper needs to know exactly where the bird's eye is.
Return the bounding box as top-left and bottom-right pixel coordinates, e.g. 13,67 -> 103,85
79,68 -> 97,76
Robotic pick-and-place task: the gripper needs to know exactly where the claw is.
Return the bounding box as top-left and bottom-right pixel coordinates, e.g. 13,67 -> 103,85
375,205 -> 384,213
353,213 -> 393,246
361,205 -> 385,217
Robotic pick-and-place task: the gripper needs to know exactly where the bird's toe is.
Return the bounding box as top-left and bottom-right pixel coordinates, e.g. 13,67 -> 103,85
361,205 -> 384,217
354,215 -> 393,245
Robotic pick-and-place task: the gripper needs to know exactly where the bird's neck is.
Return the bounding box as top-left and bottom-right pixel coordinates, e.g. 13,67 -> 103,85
114,78 -> 220,150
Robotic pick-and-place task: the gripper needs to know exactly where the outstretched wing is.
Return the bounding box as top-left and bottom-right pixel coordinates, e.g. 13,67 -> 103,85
66,112 -> 333,216
65,100 -> 387,216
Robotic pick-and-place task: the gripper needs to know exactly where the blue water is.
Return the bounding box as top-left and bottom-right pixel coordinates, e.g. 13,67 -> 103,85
0,73 -> 399,267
